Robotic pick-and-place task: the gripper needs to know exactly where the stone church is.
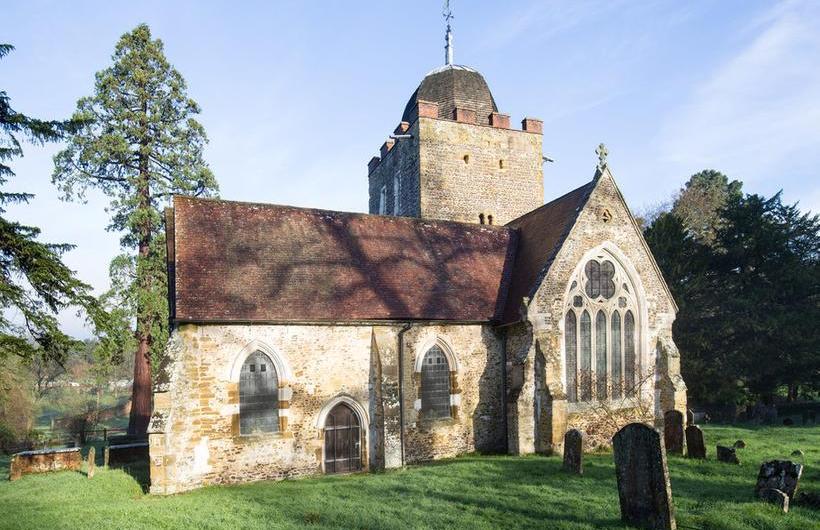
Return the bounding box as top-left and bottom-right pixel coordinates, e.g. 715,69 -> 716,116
148,40 -> 687,494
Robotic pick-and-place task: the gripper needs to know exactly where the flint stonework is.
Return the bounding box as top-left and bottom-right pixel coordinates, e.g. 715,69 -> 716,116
663,410 -> 684,455
563,429 -> 583,474
756,460 -> 803,500
684,426 -> 706,459
613,423 -> 676,530
716,445 -> 740,464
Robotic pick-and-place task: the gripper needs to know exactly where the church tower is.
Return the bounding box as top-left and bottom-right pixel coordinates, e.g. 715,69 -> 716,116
367,14 -> 544,225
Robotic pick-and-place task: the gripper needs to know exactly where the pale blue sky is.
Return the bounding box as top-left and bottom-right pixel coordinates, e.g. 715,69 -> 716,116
5,0 -> 820,337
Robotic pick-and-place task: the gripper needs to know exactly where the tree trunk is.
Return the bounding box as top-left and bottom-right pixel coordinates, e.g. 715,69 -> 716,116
127,120 -> 154,436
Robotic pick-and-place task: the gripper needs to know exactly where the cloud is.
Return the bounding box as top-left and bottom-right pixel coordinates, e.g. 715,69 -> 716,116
659,1 -> 820,183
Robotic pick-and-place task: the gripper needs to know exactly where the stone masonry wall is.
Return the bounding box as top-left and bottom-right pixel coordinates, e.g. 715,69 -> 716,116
368,121 -> 420,217
511,169 -> 685,452
150,322 -> 504,494
418,117 -> 543,225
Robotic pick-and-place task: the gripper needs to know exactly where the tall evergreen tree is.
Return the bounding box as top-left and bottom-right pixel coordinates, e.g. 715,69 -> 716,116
671,170 -> 742,247
53,25 -> 218,434
0,44 -> 92,363
646,174 -> 820,405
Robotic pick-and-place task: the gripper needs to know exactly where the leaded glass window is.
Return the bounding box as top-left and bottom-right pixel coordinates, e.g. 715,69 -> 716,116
239,351 -> 279,435
624,310 -> 636,397
595,310 -> 607,400
611,311 -> 622,399
579,310 -> 592,401
421,345 -> 451,419
564,250 -> 640,403
565,310 -> 577,403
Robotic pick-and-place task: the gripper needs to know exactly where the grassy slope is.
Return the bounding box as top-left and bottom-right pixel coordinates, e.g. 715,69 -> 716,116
0,425 -> 816,530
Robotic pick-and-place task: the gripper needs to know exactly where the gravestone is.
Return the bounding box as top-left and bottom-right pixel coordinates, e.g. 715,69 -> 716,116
87,446 -> 95,479
103,445 -> 110,467
684,425 -> 706,459
686,409 -> 694,426
733,440 -> 746,449
755,460 -> 803,500
759,488 -> 789,513
663,411 -> 684,455
563,429 -> 583,474
613,423 -> 676,530
716,445 -> 740,464
791,449 -> 804,458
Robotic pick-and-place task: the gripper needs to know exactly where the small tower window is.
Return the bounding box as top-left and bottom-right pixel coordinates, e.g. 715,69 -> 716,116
378,185 -> 387,215
393,173 -> 401,215
463,154 -> 470,164
487,214 -> 494,225
499,159 -> 505,169
479,213 -> 485,225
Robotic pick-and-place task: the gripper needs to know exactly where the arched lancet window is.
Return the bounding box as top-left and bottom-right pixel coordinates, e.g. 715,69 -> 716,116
239,351 -> 279,434
564,251 -> 640,403
565,311 -> 577,403
624,310 -> 636,397
420,345 -> 451,419
611,311 -> 622,399
579,310 -> 592,401
595,310 -> 607,400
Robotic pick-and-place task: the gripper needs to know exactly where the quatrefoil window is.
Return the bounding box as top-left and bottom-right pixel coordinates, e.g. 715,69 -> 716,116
584,259 -> 616,299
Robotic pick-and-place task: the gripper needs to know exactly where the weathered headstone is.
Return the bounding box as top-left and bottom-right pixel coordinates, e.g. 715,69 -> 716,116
563,429 -> 583,474
733,439 -> 746,449
716,445 -> 740,464
87,446 -> 95,479
755,460 -> 803,500
663,411 -> 684,455
686,409 -> 694,426
684,425 -> 706,459
103,445 -> 110,467
613,423 -> 676,530
759,488 -> 789,513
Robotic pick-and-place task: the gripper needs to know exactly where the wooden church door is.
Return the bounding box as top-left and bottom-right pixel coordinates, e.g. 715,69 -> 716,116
324,403 -> 362,473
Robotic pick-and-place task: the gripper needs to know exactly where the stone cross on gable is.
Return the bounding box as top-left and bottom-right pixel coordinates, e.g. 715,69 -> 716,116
596,143 -> 608,170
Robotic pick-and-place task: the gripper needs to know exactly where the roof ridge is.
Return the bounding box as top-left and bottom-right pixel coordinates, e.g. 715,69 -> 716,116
173,195 -> 512,232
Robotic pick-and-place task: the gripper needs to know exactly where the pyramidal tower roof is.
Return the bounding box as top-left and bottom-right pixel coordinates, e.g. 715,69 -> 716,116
401,3 -> 498,126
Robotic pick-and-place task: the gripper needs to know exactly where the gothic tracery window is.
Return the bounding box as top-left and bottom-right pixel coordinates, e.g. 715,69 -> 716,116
239,351 -> 279,434
420,345 -> 452,419
564,254 -> 639,403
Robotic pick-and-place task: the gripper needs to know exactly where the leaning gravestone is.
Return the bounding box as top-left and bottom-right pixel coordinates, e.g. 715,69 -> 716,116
87,446 -> 95,479
563,429 -> 583,474
759,488 -> 789,513
663,411 -> 685,455
684,425 -> 706,459
716,445 -> 740,464
755,460 -> 803,501
613,423 -> 676,530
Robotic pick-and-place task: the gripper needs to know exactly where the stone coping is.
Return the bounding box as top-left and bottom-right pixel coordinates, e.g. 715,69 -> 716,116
108,442 -> 149,449
14,447 -> 80,457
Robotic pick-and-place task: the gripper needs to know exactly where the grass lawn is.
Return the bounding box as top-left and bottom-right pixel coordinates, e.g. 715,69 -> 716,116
0,424 -> 817,529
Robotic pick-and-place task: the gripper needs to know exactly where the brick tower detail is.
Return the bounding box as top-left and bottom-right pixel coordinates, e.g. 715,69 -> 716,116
368,65 -> 544,226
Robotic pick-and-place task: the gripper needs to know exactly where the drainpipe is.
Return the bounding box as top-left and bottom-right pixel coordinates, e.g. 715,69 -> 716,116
397,323 -> 412,467
500,327 -> 509,454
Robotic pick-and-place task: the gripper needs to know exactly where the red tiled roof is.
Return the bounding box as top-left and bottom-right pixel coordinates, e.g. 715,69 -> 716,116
169,196 -> 518,323
499,181 -> 596,324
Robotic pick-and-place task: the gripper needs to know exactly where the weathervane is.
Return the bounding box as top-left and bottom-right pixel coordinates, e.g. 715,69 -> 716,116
596,143 -> 608,170
443,0 -> 454,65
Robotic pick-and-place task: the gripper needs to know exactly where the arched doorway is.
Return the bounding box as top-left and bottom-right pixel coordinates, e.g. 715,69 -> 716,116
324,403 -> 362,474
